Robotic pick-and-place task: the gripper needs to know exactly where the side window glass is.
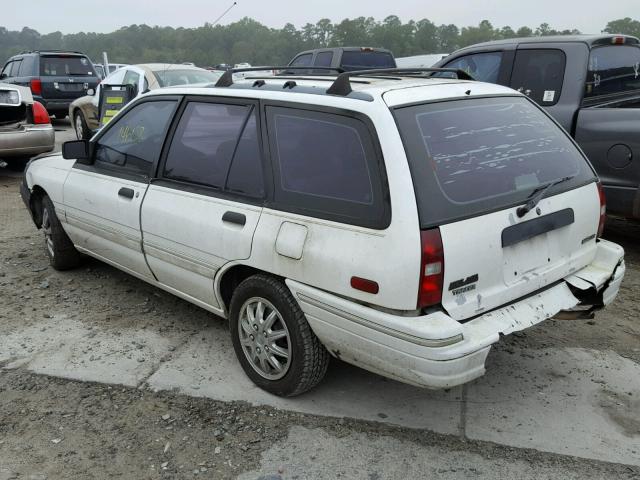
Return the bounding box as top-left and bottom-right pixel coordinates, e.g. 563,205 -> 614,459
510,49 -> 566,105
443,52 -> 503,83
314,52 -> 333,67
10,60 -> 22,77
290,54 -> 312,67
225,111 -> 264,197
266,107 -> 388,228
19,56 -> 34,76
1,62 -> 12,77
123,70 -> 140,87
94,100 -> 177,177
163,102 -> 250,189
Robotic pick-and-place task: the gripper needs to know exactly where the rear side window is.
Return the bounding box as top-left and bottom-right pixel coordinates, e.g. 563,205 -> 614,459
266,106 -> 388,228
442,52 -> 503,83
164,102 -> 264,197
40,56 -> 96,76
18,56 -> 35,76
340,51 -> 396,71
290,54 -> 312,67
314,51 -> 333,67
586,45 -> 640,99
394,97 -> 595,227
94,100 -> 177,177
510,49 -> 565,105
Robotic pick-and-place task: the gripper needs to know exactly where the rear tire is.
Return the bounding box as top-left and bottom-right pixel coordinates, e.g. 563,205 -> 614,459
229,274 -> 330,397
74,111 -> 90,140
41,195 -> 81,270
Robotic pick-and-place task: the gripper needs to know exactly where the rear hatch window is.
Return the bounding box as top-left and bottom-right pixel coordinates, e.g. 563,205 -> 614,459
340,50 -> 396,71
394,96 -> 596,228
40,55 -> 96,77
585,45 -> 640,99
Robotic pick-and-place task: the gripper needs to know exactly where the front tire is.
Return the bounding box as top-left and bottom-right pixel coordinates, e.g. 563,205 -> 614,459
229,274 -> 329,397
41,195 -> 81,270
74,111 -> 90,140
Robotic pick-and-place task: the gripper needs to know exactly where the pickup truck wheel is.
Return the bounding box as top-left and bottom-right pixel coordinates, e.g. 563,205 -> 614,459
229,274 -> 329,397
74,111 -> 89,140
41,195 -> 81,270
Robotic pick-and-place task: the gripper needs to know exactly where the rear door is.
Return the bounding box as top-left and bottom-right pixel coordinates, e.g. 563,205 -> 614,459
39,54 -> 99,101
63,98 -> 179,278
393,95 -> 600,320
141,97 -> 265,309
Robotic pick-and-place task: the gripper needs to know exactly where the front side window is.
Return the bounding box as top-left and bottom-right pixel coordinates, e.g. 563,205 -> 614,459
290,54 -> 312,67
586,45 -> 640,99
164,102 -> 263,197
443,52 -> 503,83
123,70 -> 141,88
267,107 -> 388,228
510,49 -> 566,105
1,62 -> 12,77
394,97 -> 595,227
9,60 -> 22,77
94,100 -> 177,177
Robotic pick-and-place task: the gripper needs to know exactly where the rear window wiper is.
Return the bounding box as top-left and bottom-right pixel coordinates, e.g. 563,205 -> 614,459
516,175 -> 575,218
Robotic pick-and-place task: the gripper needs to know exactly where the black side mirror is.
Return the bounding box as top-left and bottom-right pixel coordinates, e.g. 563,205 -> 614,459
62,140 -> 92,164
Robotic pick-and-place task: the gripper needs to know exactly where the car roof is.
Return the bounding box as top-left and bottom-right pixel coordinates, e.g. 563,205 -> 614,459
453,33 -> 640,50
294,47 -> 393,55
137,63 -> 207,72
147,74 -> 519,108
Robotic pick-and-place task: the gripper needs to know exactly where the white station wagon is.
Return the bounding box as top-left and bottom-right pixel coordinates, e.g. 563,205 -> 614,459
21,67 -> 625,396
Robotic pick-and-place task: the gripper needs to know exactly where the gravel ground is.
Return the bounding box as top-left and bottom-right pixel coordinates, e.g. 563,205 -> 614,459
1,141 -> 640,479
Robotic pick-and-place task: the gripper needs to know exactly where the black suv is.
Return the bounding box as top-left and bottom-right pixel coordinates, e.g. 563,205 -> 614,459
0,50 -> 100,118
288,47 -> 396,72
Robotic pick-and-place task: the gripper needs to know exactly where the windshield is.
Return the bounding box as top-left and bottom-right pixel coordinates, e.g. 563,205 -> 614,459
585,45 -> 640,98
153,69 -> 221,87
394,96 -> 595,227
341,51 -> 396,71
40,55 -> 96,76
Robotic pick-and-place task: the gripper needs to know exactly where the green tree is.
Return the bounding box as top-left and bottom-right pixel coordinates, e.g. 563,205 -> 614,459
604,17 -> 640,37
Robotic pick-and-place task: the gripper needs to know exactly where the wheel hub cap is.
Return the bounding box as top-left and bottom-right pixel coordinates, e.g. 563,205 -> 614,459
238,297 -> 291,380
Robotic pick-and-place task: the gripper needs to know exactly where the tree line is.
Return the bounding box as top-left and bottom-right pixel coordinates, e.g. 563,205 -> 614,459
1,16 -> 639,67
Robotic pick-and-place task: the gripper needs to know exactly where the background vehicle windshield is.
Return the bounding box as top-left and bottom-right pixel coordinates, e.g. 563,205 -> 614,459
585,45 -> 640,98
153,69 -> 221,87
341,51 -> 396,71
40,56 -> 96,76
394,96 -> 595,227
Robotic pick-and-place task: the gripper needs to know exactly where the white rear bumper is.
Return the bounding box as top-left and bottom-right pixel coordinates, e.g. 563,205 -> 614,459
286,239 -> 625,389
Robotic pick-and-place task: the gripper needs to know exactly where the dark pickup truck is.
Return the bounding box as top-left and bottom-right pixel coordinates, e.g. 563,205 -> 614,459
434,34 -> 640,219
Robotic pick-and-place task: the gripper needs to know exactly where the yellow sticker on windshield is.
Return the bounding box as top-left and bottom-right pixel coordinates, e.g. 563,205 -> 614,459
106,97 -> 124,104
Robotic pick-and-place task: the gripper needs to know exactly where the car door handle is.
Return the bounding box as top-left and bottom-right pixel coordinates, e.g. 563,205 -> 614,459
118,187 -> 135,199
222,211 -> 246,226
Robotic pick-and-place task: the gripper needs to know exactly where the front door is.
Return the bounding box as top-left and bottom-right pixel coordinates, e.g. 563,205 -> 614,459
63,98 -> 179,278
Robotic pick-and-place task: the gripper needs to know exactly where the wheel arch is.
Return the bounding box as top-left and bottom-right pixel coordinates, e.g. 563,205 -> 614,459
216,263 -> 284,315
29,185 -> 48,228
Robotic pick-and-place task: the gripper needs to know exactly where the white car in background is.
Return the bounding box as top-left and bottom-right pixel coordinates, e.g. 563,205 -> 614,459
69,63 -> 222,139
22,69 -> 625,397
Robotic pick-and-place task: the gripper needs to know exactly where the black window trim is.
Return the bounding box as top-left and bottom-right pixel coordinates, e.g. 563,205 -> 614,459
152,94 -> 270,206
391,93 -> 597,229
261,100 -> 391,230
442,49 -> 509,85
73,95 -> 183,183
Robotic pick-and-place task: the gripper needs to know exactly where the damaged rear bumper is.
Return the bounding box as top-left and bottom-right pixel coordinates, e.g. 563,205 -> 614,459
286,239 -> 625,389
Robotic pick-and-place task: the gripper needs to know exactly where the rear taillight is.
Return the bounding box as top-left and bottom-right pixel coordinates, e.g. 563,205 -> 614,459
418,228 -> 444,309
32,101 -> 50,124
30,78 -> 42,96
597,182 -> 606,237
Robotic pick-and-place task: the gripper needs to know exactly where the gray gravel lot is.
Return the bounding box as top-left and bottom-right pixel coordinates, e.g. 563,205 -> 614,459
0,122 -> 639,479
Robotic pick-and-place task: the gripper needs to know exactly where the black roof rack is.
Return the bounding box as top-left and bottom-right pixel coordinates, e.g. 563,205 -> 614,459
18,49 -> 85,55
326,68 -> 475,96
214,66 -> 344,88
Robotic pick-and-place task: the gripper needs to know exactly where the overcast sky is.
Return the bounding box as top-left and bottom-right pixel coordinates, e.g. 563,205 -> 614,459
3,0 -> 636,34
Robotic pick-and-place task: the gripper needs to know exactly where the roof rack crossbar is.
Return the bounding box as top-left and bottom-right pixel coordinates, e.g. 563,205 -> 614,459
326,68 -> 475,96
214,66 -> 345,88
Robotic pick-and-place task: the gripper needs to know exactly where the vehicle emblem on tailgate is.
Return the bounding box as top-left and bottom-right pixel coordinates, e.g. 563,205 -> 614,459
449,274 -> 479,295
